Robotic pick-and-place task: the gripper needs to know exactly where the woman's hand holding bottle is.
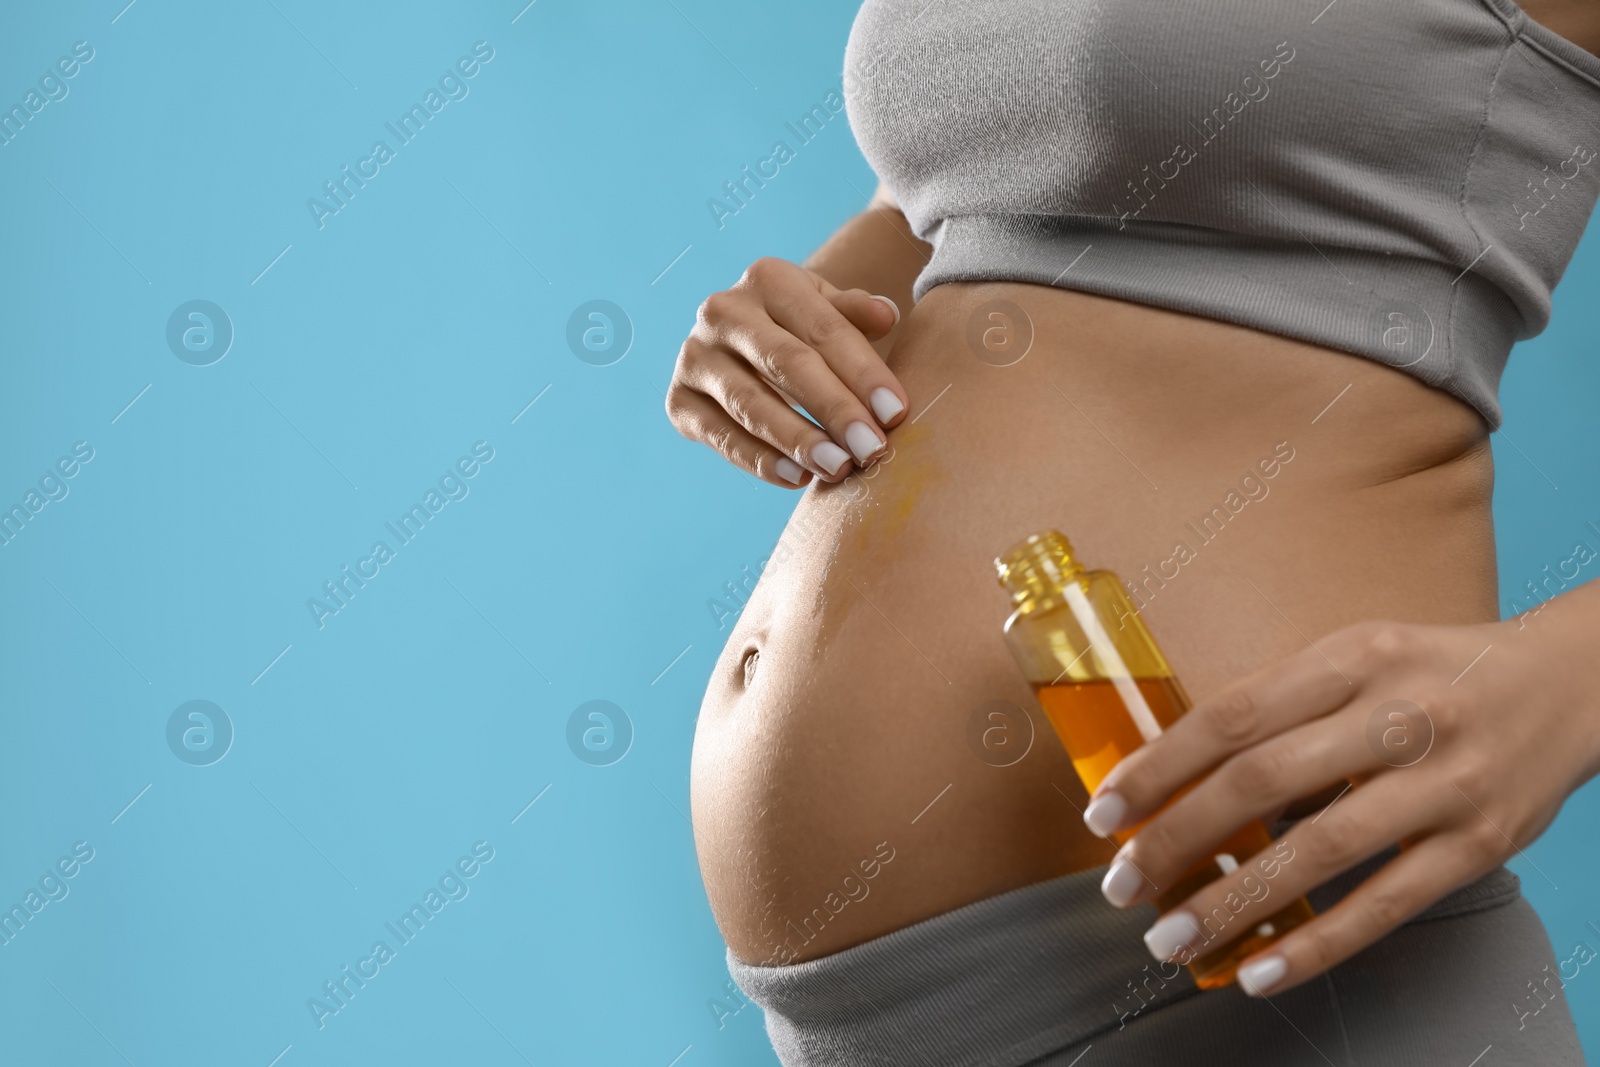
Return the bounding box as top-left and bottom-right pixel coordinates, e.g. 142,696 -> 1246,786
1083,607 -> 1600,997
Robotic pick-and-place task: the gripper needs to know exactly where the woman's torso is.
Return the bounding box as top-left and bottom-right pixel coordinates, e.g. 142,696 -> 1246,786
691,281 -> 1495,966
690,0 -> 1599,968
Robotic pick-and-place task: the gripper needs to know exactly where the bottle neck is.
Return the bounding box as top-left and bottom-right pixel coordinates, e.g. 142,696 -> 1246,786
995,530 -> 1086,612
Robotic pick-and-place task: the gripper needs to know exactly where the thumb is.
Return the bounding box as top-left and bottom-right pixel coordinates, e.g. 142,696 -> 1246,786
827,288 -> 901,341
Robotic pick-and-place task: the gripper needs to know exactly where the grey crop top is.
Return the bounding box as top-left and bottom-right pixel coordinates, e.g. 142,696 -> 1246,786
843,0 -> 1600,426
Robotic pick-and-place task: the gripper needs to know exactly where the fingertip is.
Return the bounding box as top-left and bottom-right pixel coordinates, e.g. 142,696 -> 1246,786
1236,954 -> 1288,997
1083,791 -> 1129,838
774,456 -> 809,487
829,289 -> 900,340
869,387 -> 906,425
812,440 -> 853,478
868,293 -> 901,329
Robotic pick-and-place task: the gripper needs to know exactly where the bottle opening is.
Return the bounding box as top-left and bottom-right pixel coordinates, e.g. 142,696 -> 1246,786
995,529 -> 1085,605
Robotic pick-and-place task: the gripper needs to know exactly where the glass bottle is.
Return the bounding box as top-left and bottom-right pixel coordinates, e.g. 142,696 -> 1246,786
996,529 -> 1315,989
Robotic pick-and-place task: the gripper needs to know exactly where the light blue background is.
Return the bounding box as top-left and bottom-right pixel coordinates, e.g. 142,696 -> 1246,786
0,2 -> 1595,1064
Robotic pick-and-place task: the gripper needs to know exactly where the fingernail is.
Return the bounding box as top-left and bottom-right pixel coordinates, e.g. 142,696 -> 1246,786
1237,955 -> 1288,997
1101,856 -> 1146,908
813,441 -> 851,476
1143,911 -> 1202,962
774,457 -> 806,485
1083,791 -> 1128,838
870,294 -> 900,327
869,387 -> 904,423
812,441 -> 851,476
844,421 -> 884,464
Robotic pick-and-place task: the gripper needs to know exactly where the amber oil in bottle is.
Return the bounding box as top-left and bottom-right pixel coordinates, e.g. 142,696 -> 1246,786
996,530 -> 1315,989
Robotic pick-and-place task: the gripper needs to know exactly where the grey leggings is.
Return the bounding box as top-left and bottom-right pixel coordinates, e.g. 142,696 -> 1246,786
728,849 -> 1585,1066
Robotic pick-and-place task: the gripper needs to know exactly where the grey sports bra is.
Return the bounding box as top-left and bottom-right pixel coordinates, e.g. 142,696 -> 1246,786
843,0 -> 1600,426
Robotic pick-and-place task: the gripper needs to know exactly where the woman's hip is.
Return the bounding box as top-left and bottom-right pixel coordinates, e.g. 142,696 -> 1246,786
727,848 -> 1582,1067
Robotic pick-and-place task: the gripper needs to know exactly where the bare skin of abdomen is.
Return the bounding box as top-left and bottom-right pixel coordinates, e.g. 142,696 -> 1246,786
690,280 -> 1496,967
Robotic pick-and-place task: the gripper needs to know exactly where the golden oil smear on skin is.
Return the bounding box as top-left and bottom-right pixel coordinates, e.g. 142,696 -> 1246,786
810,420 -> 947,659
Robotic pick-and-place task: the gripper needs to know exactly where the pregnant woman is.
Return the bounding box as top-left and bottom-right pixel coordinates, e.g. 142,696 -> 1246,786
668,1 -> 1600,1063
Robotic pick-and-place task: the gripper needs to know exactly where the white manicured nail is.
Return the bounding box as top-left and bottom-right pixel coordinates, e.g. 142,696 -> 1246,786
1083,791 -> 1128,838
844,421 -> 883,463
1237,955 -> 1288,996
1101,857 -> 1146,908
870,294 -> 900,327
1143,911 -> 1202,962
774,457 -> 806,485
869,388 -> 905,423
813,441 -> 851,476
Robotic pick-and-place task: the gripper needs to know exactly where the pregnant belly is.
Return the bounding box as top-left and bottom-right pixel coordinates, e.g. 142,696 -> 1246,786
690,281 -> 1496,966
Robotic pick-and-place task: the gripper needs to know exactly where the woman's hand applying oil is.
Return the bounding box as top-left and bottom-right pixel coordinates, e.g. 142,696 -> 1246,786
1078,591 -> 1600,997
665,257 -> 907,488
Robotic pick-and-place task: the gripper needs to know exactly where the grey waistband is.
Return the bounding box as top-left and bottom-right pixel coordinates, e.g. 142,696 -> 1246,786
911,214 -> 1520,428
727,850 -> 1522,1067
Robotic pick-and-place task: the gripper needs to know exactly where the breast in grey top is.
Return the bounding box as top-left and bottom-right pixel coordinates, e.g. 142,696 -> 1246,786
844,0 -> 1600,426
